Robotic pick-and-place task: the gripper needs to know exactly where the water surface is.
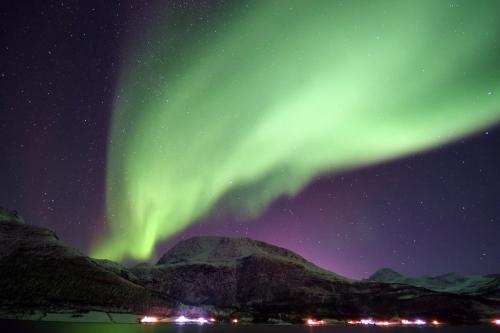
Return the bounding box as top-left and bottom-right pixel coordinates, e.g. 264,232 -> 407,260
1,321 -> 497,333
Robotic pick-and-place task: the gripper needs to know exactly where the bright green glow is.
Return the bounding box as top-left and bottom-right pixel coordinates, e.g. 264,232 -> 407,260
92,0 -> 500,260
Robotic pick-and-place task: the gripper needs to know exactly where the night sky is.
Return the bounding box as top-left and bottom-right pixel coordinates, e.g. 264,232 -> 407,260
1,0 -> 499,279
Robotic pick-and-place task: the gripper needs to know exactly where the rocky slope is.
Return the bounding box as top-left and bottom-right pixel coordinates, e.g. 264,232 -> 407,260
369,268 -> 500,300
0,208 -> 499,323
0,208 -> 170,315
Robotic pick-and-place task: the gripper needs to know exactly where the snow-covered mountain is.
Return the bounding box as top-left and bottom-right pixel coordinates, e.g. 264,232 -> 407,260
156,235 -> 347,280
369,268 -> 500,300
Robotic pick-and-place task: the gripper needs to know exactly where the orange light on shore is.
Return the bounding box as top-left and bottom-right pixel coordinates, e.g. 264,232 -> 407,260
306,318 -> 325,326
432,320 -> 441,325
140,316 -> 158,324
232,318 -> 239,324
209,317 -> 216,323
375,321 -> 394,326
492,319 -> 500,326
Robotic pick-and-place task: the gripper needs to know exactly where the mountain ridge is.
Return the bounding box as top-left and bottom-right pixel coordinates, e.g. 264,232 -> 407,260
0,208 -> 498,324
156,235 -> 348,281
368,268 -> 500,300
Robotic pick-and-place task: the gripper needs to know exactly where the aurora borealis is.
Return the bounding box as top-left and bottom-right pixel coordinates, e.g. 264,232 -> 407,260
1,0 -> 500,278
89,1 -> 500,261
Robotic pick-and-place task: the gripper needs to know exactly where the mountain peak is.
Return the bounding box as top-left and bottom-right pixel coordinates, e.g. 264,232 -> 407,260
157,236 -> 310,266
369,268 -> 405,282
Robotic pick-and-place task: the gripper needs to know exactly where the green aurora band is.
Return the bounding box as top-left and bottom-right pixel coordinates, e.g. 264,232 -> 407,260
93,0 -> 500,261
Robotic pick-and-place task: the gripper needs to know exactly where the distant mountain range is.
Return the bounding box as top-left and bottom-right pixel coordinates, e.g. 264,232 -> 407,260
368,268 -> 500,300
0,207 -> 498,324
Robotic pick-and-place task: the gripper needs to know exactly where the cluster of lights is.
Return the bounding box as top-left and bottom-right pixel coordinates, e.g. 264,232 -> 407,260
174,315 -> 212,324
347,319 -> 396,326
306,319 -> 326,326
347,318 -> 438,326
401,319 -> 428,325
175,316 -> 239,324
141,315 -> 500,326
140,316 -> 212,325
140,316 -> 158,323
